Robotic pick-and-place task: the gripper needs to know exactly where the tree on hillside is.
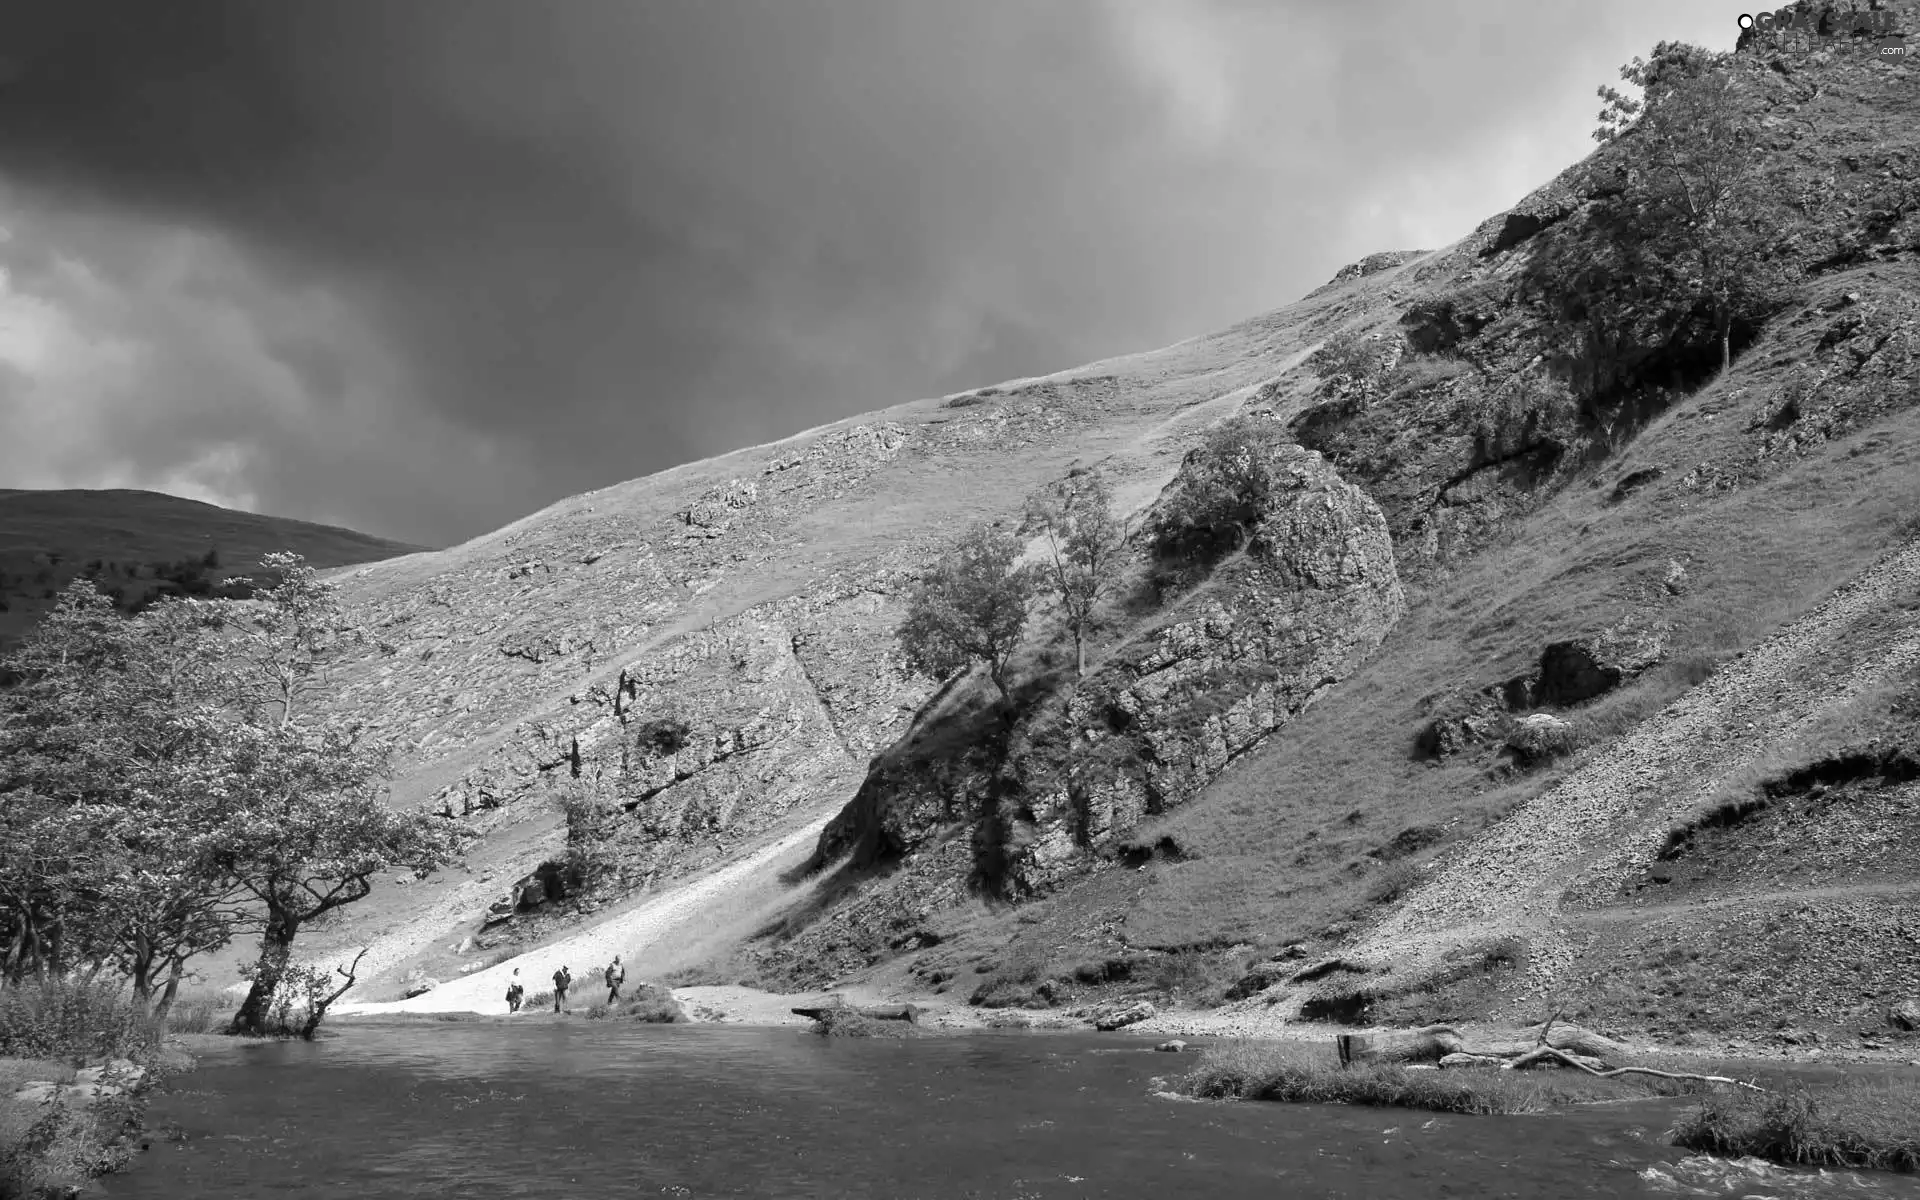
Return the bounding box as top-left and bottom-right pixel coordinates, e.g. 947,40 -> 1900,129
897,524 -> 1038,707
199,555 -> 468,1036
1022,473 -> 1127,678
1593,44 -> 1796,375
1148,416 -> 1290,565
557,768 -> 622,890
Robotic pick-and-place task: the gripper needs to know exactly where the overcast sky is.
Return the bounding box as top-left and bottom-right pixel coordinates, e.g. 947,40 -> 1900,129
0,1 -> 1734,547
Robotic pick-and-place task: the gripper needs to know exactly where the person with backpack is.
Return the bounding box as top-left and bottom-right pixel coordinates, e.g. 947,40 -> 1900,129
604,955 -> 626,1003
505,968 -> 524,1013
552,964 -> 572,1013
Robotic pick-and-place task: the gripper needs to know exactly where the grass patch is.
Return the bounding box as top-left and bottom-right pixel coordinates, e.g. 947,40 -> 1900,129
1671,1078 -> 1920,1172
159,987 -> 226,1037
1144,947 -> 1255,1008
809,1010 -> 919,1038
581,985 -> 690,1024
1175,1040 -> 1712,1115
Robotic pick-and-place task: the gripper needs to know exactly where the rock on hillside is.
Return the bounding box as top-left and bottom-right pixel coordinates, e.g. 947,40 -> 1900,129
754,439 -> 1404,988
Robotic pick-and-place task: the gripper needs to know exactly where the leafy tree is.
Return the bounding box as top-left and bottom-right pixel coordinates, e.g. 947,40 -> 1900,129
1593,44 -> 1795,374
0,586 -> 240,1011
1148,416 -> 1291,564
1022,473 -> 1127,678
200,556 -> 468,1036
557,771 -> 622,889
897,524 -> 1038,706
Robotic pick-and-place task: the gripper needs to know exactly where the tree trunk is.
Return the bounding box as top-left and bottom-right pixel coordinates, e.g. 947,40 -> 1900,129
989,664 -> 1013,708
151,960 -> 185,1022
1719,306 -> 1732,376
130,934 -> 155,1004
1074,630 -> 1086,679
230,910 -> 298,1036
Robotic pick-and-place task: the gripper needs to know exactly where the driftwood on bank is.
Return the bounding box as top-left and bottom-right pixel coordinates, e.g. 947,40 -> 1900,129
1337,1017 -> 1765,1091
791,1002 -> 920,1024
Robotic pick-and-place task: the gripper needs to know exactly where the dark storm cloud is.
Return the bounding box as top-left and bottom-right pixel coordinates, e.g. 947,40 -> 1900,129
0,0 -> 1734,545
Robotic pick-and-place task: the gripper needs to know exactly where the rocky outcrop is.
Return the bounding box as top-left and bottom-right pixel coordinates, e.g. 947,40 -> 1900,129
760,441 -> 1404,985
1310,250 -> 1429,296
1092,1000 -> 1157,1031
1532,624 -> 1670,708
1415,617 -> 1670,764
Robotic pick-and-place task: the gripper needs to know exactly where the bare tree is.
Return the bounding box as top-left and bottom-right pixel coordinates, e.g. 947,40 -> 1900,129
1023,473 -> 1127,678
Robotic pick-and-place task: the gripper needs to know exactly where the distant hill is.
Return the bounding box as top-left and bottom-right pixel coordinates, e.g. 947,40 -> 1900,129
0,488 -> 429,648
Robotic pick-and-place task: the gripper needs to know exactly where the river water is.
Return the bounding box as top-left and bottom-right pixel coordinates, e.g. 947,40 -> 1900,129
104,1023 -> 1920,1199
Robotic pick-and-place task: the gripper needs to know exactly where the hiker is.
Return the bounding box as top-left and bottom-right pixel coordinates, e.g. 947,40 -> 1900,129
552,964 -> 572,1013
505,969 -> 524,1013
605,955 -> 626,1003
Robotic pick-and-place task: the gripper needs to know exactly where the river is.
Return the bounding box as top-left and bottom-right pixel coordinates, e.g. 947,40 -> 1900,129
104,1023 -> 1920,1199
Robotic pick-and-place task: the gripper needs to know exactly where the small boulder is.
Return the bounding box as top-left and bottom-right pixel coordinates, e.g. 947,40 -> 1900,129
402,978 -> 439,999
1890,1000 -> 1920,1032
1092,1000 -> 1157,1031
1506,713 -> 1576,764
1155,1039 -> 1188,1053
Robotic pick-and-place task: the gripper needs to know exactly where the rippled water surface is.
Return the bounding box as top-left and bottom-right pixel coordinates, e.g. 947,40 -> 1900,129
104,1023 -> 1920,1199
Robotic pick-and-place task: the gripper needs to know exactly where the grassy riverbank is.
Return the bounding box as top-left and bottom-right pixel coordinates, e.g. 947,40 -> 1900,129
1171,1040 -> 1712,1115
1172,1038 -> 1920,1175
0,981 -> 207,1199
1672,1077 -> 1920,1173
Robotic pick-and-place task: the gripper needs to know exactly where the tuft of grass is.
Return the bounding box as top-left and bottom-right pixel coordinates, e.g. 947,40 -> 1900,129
159,987 -> 225,1037
1176,1040 -> 1712,1115
581,985 -> 690,1024
969,942 -> 1056,1008
1363,860 -> 1426,908
809,1009 -> 919,1038
1146,947 -> 1253,1008
1671,1079 -> 1920,1173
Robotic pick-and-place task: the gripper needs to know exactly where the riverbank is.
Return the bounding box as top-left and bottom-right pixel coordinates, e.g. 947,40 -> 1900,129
0,1040 -> 203,1200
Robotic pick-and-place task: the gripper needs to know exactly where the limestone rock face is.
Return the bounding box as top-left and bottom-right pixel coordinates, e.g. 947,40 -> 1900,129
767,443 -> 1403,985
1008,444 -> 1405,894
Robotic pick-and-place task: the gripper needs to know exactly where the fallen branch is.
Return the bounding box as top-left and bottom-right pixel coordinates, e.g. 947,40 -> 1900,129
1502,1044 -> 1766,1091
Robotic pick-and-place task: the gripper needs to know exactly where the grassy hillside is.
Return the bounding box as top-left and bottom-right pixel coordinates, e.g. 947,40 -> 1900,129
725,19 -> 1920,1046
271,5 -> 1920,1058
0,488 -> 429,648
